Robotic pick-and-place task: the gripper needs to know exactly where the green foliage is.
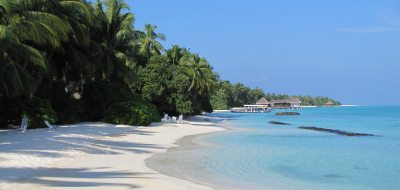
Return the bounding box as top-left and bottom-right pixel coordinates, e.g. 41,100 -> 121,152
138,24 -> 166,58
168,69 -> 196,115
211,80 -> 341,109
265,93 -> 290,101
174,94 -> 194,115
296,96 -> 341,106
23,97 -> 57,129
166,45 -> 188,65
103,100 -> 160,126
1,0 -> 170,128
180,53 -> 218,94
136,55 -> 171,100
211,89 -> 229,110
135,54 -> 214,115
81,79 -> 134,121
198,95 -> 213,113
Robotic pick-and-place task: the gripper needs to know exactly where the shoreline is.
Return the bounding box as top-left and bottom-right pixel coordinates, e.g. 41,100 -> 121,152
146,133 -> 225,189
0,116 -> 224,190
146,120 -> 257,190
146,125 -> 229,190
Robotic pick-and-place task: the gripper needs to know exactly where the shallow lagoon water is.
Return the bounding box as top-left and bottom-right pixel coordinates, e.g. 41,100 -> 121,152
153,106 -> 400,190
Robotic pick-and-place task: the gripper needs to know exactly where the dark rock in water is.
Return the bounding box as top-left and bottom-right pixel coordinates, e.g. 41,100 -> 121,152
269,121 -> 291,125
354,166 -> 369,171
275,112 -> 300,116
298,126 -> 375,137
324,174 -> 344,178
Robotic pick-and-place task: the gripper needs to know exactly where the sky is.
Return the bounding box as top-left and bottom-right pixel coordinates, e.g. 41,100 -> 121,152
128,0 -> 400,105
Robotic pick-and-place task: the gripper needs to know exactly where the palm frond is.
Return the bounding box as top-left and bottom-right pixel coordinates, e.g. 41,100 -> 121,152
59,0 -> 93,23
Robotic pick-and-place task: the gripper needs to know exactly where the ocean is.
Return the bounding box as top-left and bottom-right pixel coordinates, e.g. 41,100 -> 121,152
151,106 -> 400,190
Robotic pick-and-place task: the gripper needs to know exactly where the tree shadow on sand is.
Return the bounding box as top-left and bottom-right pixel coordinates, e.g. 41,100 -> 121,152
1,166 -> 155,188
0,123 -> 163,158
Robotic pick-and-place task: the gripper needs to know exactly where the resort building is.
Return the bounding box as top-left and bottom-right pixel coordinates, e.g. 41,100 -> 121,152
231,97 -> 302,112
242,97 -> 271,112
256,97 -> 270,105
324,101 -> 335,107
231,98 -> 271,112
270,98 -> 302,108
289,98 -> 302,107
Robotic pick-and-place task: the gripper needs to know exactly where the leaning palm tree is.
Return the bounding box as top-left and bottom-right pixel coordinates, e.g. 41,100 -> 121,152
138,24 -> 166,58
0,0 -> 72,97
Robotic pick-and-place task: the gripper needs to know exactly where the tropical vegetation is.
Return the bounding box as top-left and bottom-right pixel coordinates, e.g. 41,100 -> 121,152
210,80 -> 341,110
0,0 -> 215,128
0,0 -> 340,129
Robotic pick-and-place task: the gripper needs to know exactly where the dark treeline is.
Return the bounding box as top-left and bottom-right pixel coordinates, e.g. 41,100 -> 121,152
210,80 -> 341,110
0,0 -> 217,128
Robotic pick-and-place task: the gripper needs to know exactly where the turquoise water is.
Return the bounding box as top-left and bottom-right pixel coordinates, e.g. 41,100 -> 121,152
197,106 -> 400,189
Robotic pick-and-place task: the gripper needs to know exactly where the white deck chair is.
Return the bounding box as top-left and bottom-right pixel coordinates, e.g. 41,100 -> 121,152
177,115 -> 183,124
20,117 -> 28,132
44,120 -> 54,129
171,116 -> 177,123
161,114 -> 169,123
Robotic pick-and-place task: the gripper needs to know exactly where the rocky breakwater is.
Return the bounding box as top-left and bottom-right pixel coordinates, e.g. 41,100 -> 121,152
268,121 -> 291,125
275,112 -> 300,116
298,126 -> 376,137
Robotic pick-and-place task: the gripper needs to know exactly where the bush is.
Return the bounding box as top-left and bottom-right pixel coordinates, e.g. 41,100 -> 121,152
55,100 -> 86,124
81,79 -> 134,121
24,97 -> 57,128
103,100 -> 160,126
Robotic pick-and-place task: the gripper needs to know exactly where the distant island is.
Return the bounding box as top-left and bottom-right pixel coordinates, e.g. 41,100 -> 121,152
211,80 -> 341,110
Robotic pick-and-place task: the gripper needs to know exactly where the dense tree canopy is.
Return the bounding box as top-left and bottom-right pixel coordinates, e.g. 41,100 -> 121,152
210,80 -> 341,110
0,0 -> 217,128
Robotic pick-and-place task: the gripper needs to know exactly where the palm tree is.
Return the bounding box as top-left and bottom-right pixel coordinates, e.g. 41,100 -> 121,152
38,0 -> 94,96
138,24 -> 166,58
90,0 -> 137,81
201,65 -> 218,94
56,0 -> 93,47
166,45 -> 188,65
0,0 -> 73,97
180,53 -> 217,94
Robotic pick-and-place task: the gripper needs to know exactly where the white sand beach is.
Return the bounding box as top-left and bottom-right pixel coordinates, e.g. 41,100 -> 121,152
0,117 -> 224,190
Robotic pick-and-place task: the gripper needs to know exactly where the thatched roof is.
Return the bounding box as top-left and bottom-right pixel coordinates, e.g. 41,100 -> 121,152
289,97 -> 302,104
256,97 -> 270,105
325,101 -> 334,105
270,99 -> 287,104
270,98 -> 302,104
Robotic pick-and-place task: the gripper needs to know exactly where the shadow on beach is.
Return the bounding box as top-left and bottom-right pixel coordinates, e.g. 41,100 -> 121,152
0,166 -> 154,188
0,123 -> 167,188
0,123 -> 162,158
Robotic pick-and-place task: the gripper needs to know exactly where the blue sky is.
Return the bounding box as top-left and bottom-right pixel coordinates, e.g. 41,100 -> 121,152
128,0 -> 400,105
